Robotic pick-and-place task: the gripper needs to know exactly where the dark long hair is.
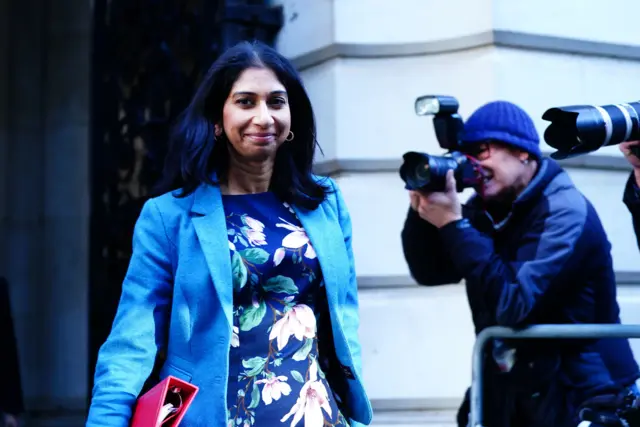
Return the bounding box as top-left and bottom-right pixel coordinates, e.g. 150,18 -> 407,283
153,40 -> 330,210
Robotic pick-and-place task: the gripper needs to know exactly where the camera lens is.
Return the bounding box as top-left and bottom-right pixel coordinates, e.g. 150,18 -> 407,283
542,101 -> 640,159
399,151 -> 463,192
414,163 -> 430,183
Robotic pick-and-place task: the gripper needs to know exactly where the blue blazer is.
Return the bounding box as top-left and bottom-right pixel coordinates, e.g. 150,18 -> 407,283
86,178 -> 373,427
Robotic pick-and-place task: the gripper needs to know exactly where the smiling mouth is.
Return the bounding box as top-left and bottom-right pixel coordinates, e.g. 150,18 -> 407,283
245,133 -> 276,142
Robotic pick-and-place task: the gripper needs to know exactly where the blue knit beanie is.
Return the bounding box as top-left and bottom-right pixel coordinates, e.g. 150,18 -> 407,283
460,100 -> 541,159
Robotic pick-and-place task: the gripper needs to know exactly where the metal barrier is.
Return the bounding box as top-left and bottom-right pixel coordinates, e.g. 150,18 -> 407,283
470,324 -> 640,427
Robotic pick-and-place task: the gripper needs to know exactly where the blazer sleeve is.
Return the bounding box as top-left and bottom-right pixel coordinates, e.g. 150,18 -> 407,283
330,181 -> 370,427
330,181 -> 364,380
86,199 -> 174,427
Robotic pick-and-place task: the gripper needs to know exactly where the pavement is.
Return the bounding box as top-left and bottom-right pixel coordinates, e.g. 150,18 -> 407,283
372,409 -> 458,427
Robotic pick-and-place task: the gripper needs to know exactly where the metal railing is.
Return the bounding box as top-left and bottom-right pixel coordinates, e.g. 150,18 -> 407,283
470,324 -> 640,427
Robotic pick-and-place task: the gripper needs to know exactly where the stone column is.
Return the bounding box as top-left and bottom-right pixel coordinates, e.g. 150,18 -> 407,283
273,0 -> 640,423
0,0 -> 8,267
2,0 -> 91,424
40,0 -> 91,418
4,0 -> 48,413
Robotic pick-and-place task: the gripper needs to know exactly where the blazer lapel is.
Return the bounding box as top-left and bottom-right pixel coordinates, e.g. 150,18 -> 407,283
294,205 -> 342,310
191,184 -> 233,328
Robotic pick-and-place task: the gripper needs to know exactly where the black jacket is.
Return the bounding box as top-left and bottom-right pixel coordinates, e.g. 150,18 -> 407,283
402,159 -> 639,397
0,276 -> 25,416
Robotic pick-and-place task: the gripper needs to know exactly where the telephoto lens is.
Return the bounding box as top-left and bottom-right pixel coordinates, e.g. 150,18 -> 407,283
542,101 -> 640,160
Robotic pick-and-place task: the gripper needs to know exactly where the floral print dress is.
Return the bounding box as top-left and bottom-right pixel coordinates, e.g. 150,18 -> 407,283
223,192 -> 349,427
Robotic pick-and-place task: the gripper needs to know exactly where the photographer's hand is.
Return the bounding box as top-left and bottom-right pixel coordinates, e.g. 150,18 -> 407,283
409,170 -> 462,228
619,140 -> 640,186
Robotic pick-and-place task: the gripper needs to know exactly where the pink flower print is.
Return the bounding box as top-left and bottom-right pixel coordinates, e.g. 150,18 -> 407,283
243,215 -> 267,246
269,304 -> 316,351
282,201 -> 296,216
274,247 -> 286,266
255,375 -> 292,405
276,219 -> 317,259
245,228 -> 267,246
252,293 -> 261,308
231,326 -> 239,348
280,361 -> 331,427
244,215 -> 264,232
304,243 -> 316,259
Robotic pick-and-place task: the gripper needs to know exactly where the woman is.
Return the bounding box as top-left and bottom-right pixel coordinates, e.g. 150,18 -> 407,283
86,40 -> 372,427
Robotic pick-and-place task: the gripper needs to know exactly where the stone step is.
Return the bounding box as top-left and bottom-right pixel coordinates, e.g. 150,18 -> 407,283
23,415 -> 85,427
22,410 -> 458,427
23,415 -> 455,427
372,409 -> 458,427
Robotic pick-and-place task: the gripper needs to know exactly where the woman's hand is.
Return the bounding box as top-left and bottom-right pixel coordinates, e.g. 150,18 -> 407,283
409,169 -> 462,228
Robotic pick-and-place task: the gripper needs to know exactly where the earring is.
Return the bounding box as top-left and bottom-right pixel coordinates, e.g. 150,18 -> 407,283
522,159 -> 529,165
285,131 -> 295,142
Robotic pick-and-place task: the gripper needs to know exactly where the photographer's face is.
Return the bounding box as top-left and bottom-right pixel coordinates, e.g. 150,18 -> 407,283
464,142 -> 531,201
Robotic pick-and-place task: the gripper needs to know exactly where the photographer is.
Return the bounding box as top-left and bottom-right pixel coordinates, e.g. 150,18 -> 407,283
401,101 -> 640,427
620,140 -> 640,252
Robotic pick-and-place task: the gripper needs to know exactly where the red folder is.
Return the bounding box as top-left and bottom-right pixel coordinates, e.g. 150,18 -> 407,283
130,375 -> 199,427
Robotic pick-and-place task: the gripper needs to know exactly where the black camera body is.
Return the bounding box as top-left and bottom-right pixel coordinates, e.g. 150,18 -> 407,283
399,95 -> 484,193
542,101 -> 640,159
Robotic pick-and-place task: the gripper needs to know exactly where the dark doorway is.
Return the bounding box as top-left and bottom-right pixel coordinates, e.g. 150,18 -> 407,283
88,0 -> 283,398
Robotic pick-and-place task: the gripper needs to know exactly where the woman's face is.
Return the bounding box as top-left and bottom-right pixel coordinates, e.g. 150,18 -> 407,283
217,67 -> 292,163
